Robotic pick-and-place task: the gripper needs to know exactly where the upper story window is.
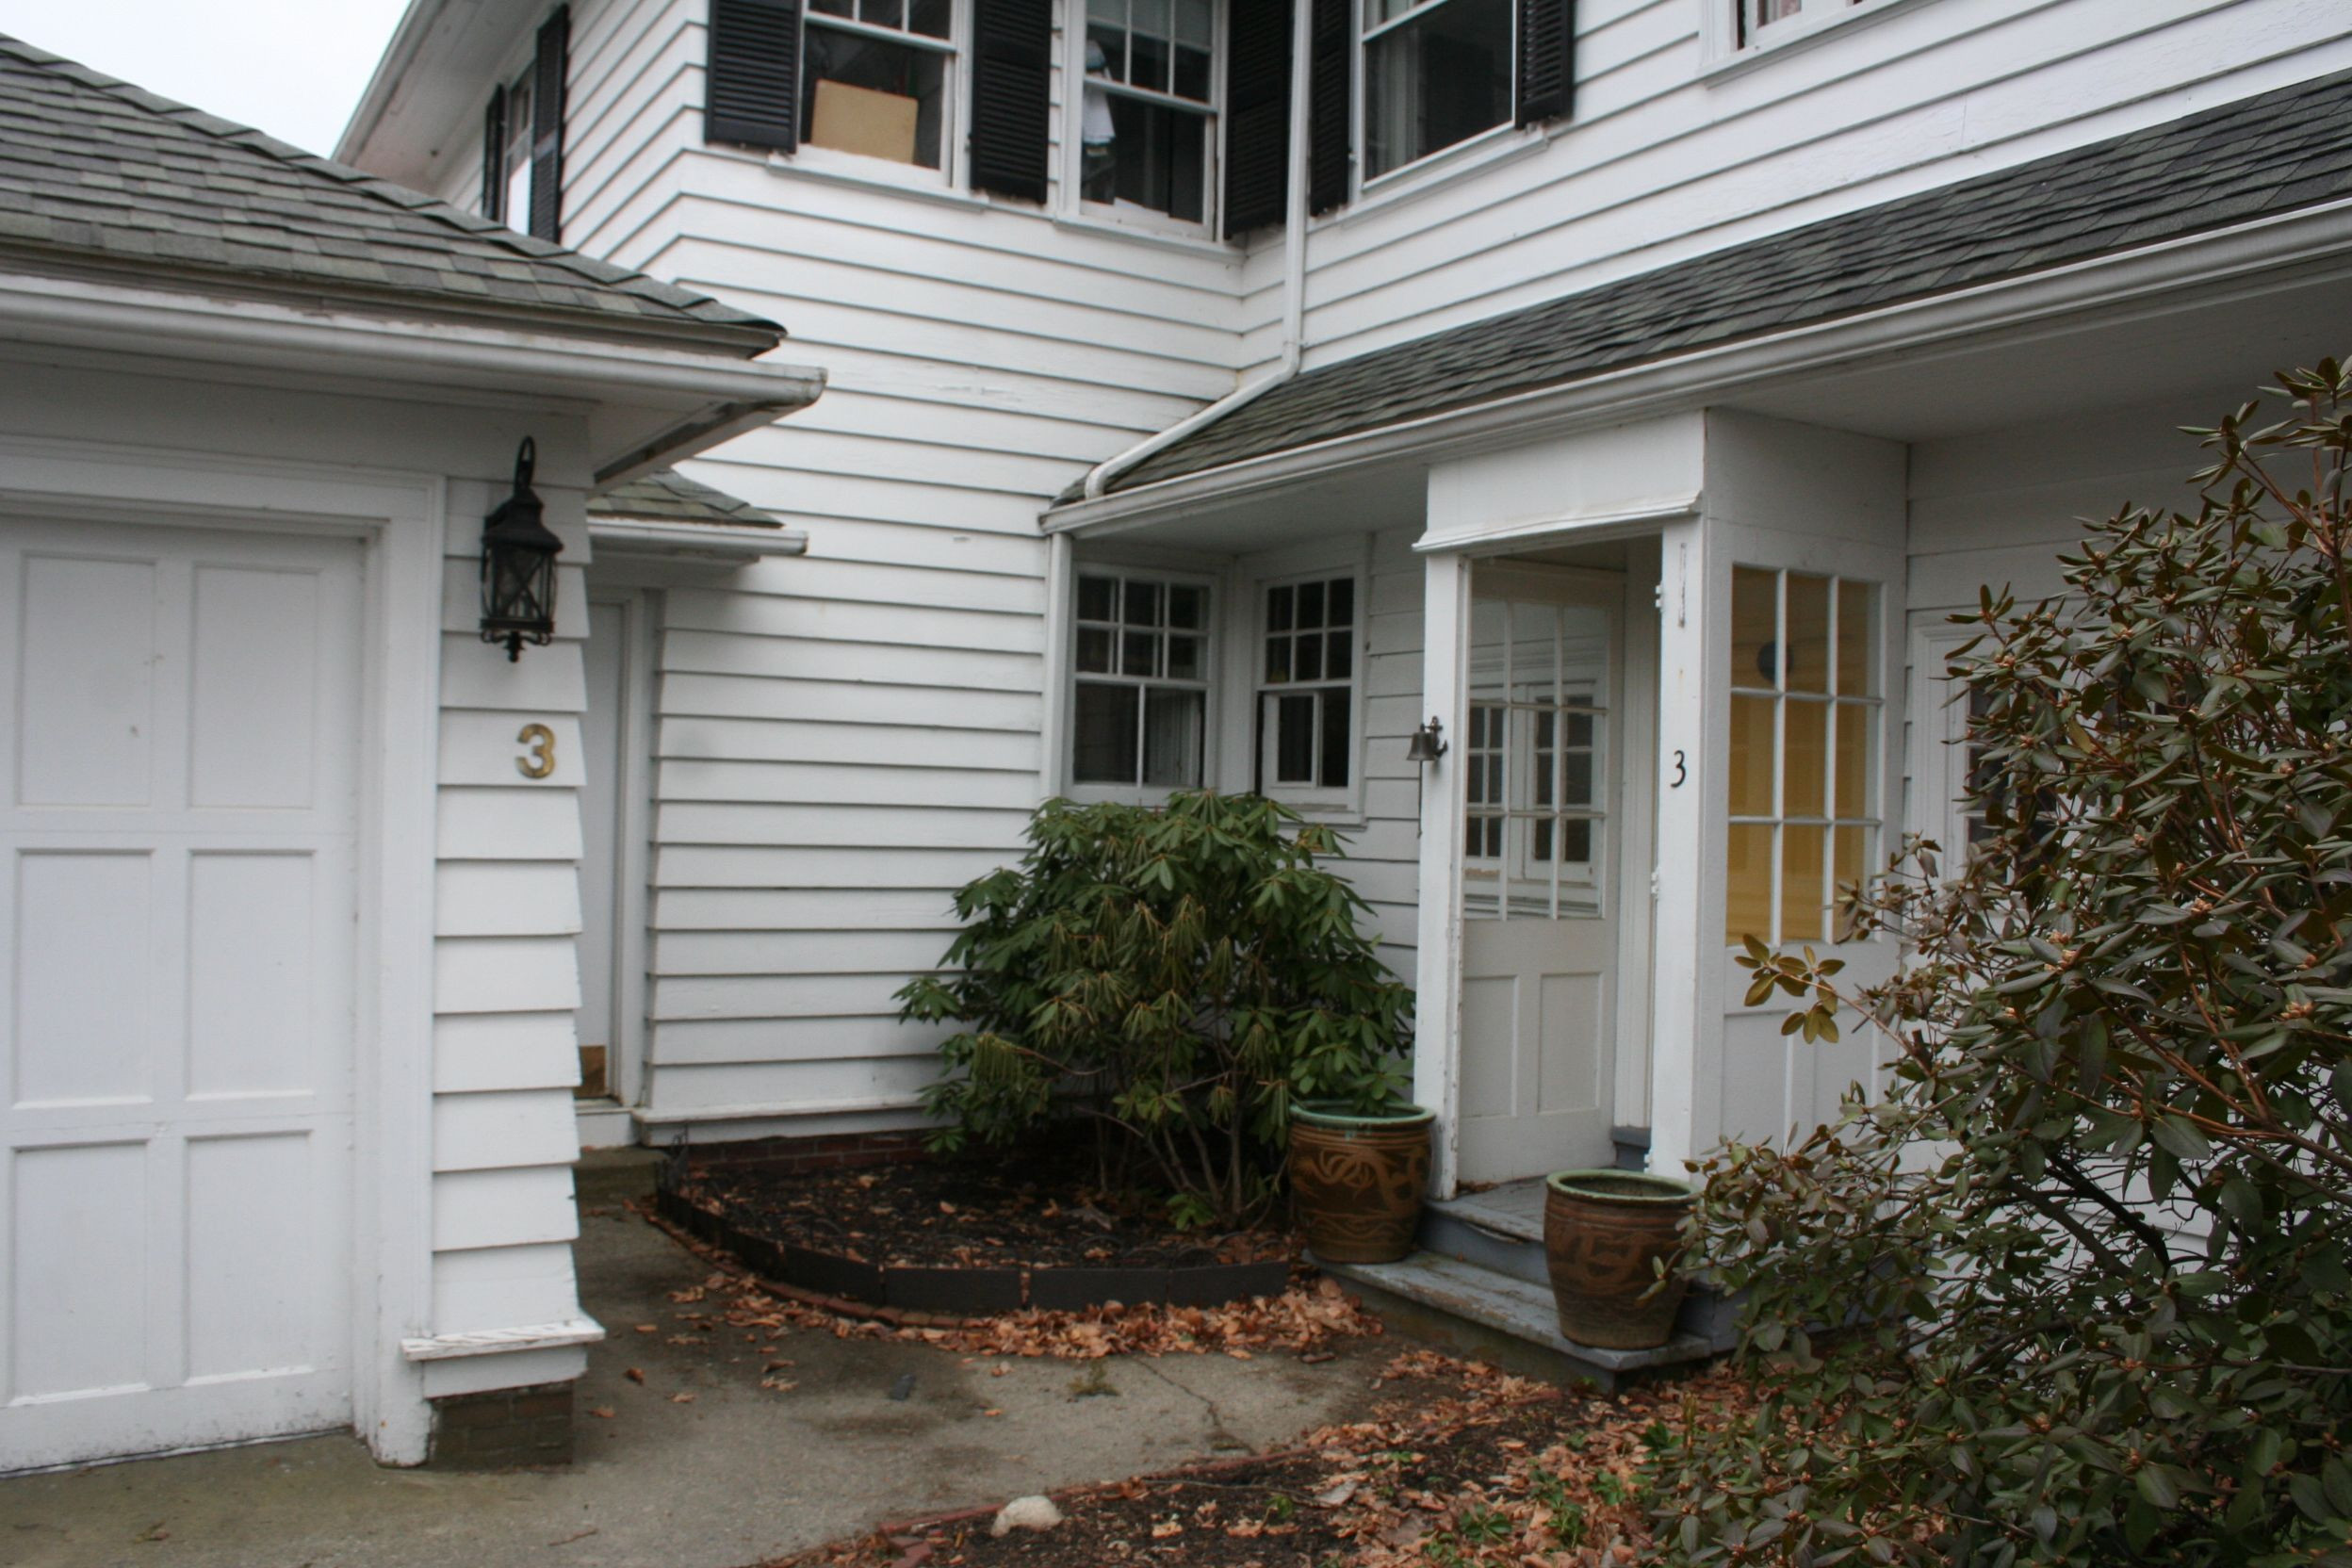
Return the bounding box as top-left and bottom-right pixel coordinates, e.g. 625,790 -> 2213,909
1070,572 -> 1211,792
1723,0 -> 1892,58
1080,0 -> 1217,227
480,8 -> 569,240
1362,0 -> 1512,183
804,0 -> 956,171
1255,574 -> 1359,798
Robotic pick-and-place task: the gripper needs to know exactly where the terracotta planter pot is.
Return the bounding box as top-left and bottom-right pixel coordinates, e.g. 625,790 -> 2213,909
1288,1103 -> 1434,1265
1543,1168 -> 1699,1350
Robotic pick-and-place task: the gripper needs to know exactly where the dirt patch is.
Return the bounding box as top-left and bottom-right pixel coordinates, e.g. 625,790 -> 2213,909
682,1148 -> 1288,1271
769,1354 -> 1754,1568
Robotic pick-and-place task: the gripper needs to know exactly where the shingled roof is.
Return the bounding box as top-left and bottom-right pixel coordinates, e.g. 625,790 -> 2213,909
0,34 -> 782,353
589,468 -> 785,529
1102,66 -> 2352,496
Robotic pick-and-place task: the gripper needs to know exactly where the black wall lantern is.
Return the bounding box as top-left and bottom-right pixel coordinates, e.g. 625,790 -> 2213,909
479,437 -> 564,662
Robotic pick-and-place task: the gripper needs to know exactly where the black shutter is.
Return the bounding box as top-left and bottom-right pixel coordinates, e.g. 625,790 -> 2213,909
481,85 -> 507,224
706,0 -> 801,152
527,8 -> 569,240
969,0 -> 1051,202
1515,0 -> 1575,128
1222,0 -> 1291,237
1307,0 -> 1350,215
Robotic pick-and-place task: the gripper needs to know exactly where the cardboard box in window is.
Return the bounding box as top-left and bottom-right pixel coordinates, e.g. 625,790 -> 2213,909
810,79 -> 920,165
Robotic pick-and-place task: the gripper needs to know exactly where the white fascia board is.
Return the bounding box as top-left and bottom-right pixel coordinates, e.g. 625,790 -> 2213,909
588,517 -> 810,560
1043,198 -> 2352,539
338,0 -> 534,180
0,270 -> 825,484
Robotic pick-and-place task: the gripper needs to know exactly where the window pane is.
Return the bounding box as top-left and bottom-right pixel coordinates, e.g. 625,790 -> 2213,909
805,26 -> 947,169
1073,682 -> 1139,784
863,0 -> 905,27
1103,95 -> 1207,223
1726,824 -> 1774,946
1124,579 -> 1162,626
1465,753 -> 1486,806
1786,574 -> 1831,694
1533,819 -> 1554,862
1077,574 -> 1117,622
1319,686 -> 1351,787
811,0 -> 852,14
1560,817 -> 1592,864
1836,580 -> 1874,696
1728,694 -> 1774,816
1835,701 -> 1870,818
907,0 -> 952,37
1166,633 -> 1203,681
1176,0 -> 1213,44
1143,687 -> 1204,786
1785,700 -> 1828,819
1731,566 -> 1777,688
1297,580 -> 1328,629
1294,633 -> 1322,682
1562,751 -> 1592,808
1325,629 -> 1352,680
1265,637 -> 1291,683
1782,825 -> 1825,943
1167,583 -> 1206,629
1363,0 -> 1511,179
1270,693 -> 1315,783
1327,577 -> 1354,627
1834,825 -> 1868,940
1090,0 -> 1122,18
1076,627 -> 1114,674
1121,630 -> 1158,677
1266,583 -> 1293,632
1087,24 -> 1128,85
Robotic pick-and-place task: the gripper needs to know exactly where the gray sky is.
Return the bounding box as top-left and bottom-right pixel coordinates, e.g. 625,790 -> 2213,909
0,0 -> 414,158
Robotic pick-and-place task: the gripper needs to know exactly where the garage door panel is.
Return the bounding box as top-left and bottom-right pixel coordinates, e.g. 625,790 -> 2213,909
15,554 -> 161,810
188,564 -> 329,811
187,852 -> 319,1101
9,1139 -> 149,1402
185,1131 -> 340,1381
11,850 -> 155,1108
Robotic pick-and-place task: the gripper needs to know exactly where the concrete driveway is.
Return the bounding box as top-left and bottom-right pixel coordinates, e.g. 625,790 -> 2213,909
0,1203 -> 1396,1568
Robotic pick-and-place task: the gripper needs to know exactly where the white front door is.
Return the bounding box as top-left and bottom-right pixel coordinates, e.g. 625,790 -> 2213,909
1456,568 -> 1625,1184
0,516 -> 361,1471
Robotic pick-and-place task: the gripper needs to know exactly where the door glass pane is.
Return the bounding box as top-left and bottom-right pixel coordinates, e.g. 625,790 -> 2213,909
1785,574 -> 1831,694
1142,687 -> 1203,786
1073,683 -> 1139,783
1784,700 -> 1828,818
1726,824 -> 1774,945
1728,695 -> 1774,816
1781,825 -> 1826,942
1731,566 -> 1777,688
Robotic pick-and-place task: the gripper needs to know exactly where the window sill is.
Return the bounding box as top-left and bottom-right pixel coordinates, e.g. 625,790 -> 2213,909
1323,121 -> 1552,231
761,147 -> 989,213
1052,208 -> 1237,259
1700,0 -> 1939,86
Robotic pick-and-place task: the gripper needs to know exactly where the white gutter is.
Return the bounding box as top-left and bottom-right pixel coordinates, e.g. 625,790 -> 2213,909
1079,0 -> 1315,500
587,517 -> 809,560
0,270 -> 825,482
1046,195 -> 2352,535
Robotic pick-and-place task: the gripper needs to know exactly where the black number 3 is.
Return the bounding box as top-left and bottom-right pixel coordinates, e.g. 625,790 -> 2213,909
1670,749 -> 1688,789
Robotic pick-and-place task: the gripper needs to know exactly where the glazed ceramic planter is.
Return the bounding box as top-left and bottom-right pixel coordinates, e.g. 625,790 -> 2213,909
1543,1168 -> 1700,1350
1288,1102 -> 1435,1265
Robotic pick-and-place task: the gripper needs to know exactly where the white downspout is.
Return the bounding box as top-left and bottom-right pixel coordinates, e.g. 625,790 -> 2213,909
1080,0 -> 1315,500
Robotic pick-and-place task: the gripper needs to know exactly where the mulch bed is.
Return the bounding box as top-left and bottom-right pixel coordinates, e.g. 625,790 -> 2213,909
664,1146 -> 1294,1315
772,1353 -> 1755,1568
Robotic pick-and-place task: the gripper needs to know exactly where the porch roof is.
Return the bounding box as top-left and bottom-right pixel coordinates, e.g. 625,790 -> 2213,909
0,34 -> 783,355
588,469 -> 786,530
1082,65 -> 2352,501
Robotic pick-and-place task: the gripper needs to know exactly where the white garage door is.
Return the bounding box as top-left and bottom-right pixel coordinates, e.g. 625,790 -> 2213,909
0,516 -> 362,1471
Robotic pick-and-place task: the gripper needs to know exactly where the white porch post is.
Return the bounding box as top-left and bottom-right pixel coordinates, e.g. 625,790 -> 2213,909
1413,549 -> 1470,1196
1647,517 -> 1710,1177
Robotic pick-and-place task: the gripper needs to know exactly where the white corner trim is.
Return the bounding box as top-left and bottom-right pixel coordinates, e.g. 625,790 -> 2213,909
588,518 -> 809,560
400,1317 -> 608,1363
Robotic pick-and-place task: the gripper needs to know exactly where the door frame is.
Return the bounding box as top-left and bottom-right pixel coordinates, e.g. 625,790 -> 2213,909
0,435 -> 444,1466
581,587 -> 659,1114
1415,547 -> 1659,1198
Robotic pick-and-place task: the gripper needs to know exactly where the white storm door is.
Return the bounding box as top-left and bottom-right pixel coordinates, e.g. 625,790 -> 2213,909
1456,568 -> 1624,1184
0,517 -> 362,1472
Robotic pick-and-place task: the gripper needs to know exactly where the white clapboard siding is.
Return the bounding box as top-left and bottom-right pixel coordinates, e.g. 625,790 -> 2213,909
434,1013 -> 584,1095
433,1243 -> 585,1338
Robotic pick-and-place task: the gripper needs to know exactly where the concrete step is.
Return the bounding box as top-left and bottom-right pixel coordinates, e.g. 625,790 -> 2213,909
1317,1249 -> 1724,1392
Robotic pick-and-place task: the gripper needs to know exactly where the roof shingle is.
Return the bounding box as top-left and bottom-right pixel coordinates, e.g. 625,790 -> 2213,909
0,34 -> 782,353
1104,68 -> 2352,495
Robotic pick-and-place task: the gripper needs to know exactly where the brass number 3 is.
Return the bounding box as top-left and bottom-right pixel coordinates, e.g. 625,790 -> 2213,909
516,723 -> 557,780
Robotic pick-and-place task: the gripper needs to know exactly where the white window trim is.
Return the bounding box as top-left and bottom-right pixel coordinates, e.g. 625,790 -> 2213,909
1251,564 -> 1368,812
1064,564 -> 1223,806
1699,0 -> 1937,80
1061,0 -> 1226,238
1355,0 -> 1518,194
791,0 -> 969,189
